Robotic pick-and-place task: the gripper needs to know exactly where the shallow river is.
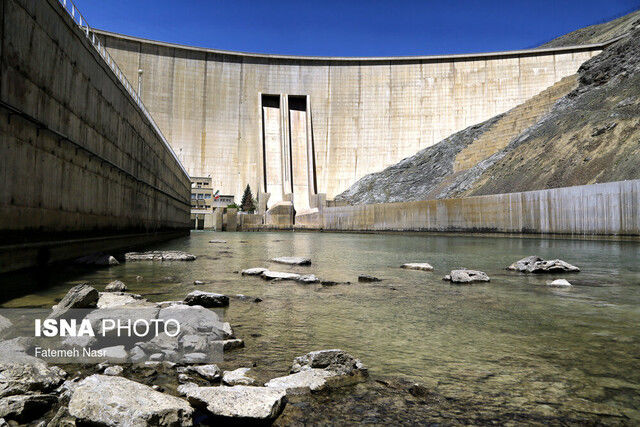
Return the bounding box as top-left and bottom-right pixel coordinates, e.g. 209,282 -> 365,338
2,231 -> 640,423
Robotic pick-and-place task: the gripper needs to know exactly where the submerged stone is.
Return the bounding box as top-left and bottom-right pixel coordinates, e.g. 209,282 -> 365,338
291,349 -> 368,377
183,291 -> 229,308
358,275 -> 381,282
125,251 -> 196,261
401,263 -> 434,271
271,257 -> 312,266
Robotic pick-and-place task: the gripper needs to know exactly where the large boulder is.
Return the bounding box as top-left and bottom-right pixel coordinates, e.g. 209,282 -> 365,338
125,251 -> 196,261
270,257 -> 311,266
0,340 -> 66,398
507,256 -> 580,273
68,375 -> 193,426
0,394 -> 57,422
443,269 -> 490,284
291,349 -> 368,377
183,291 -> 229,308
105,280 -> 127,292
401,263 -> 434,271
265,369 -> 336,395
49,284 -> 99,319
185,386 -> 286,423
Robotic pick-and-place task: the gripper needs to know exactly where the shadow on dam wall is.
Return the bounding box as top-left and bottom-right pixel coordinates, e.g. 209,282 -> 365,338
295,180 -> 640,237
0,0 -> 191,273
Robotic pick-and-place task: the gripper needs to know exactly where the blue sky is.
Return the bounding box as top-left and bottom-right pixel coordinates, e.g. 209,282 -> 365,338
72,0 -> 639,57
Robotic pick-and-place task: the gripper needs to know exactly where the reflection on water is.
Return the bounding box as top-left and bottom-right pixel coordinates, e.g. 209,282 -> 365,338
2,231 -> 639,422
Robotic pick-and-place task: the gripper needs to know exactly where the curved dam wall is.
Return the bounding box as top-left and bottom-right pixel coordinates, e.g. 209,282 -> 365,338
296,180 -> 640,236
96,30 -> 604,210
0,0 -> 191,271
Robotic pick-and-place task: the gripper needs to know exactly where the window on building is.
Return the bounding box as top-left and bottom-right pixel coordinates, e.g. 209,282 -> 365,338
197,194 -> 204,199
191,194 -> 196,199
204,194 -> 211,199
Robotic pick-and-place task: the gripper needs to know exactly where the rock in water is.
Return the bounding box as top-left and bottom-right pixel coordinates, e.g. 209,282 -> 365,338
49,284 -> 99,319
74,253 -> 119,266
261,271 -> 301,281
270,257 -> 311,266
188,364 -> 221,382
443,269 -> 490,284
241,267 -> 268,276
222,368 -> 257,386
265,369 -> 337,395
401,263 -> 434,271
291,349 -> 368,377
233,294 -> 262,303
97,292 -> 149,308
209,240 -> 227,243
183,291 -> 229,308
296,274 -> 320,284
507,255 -> 543,272
507,256 -> 580,273
185,386 -> 286,422
68,375 -> 193,426
548,279 -> 573,287
358,275 -> 381,282
125,251 -> 196,261
104,280 -> 127,292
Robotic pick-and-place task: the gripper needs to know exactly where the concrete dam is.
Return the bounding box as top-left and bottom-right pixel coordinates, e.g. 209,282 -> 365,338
0,0 -> 191,272
96,30 -> 607,213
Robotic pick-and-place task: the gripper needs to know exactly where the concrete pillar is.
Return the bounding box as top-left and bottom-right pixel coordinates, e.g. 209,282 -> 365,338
213,208 -> 223,231
225,208 -> 238,231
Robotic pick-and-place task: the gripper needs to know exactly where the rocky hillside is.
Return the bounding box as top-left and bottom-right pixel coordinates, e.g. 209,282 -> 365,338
540,9 -> 640,47
336,27 -> 640,205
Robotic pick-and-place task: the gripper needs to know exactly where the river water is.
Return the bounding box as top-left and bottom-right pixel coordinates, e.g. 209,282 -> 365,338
2,231 -> 639,423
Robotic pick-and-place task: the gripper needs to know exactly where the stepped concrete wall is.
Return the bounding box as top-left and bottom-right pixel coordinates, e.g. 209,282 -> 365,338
296,180 -> 640,236
96,30 -> 606,206
0,0 -> 191,272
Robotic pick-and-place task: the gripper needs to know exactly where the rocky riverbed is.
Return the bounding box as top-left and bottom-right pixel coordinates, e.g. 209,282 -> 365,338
0,231 -> 638,424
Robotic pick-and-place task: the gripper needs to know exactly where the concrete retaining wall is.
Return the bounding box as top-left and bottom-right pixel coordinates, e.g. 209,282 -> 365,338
96,30 -> 605,202
0,0 -> 191,271
296,180 -> 640,236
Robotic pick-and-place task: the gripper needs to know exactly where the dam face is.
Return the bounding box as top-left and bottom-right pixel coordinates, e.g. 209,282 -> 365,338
0,0 -> 191,272
97,30 -> 603,210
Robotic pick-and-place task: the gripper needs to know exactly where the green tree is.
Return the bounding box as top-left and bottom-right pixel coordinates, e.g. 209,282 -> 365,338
240,184 -> 256,212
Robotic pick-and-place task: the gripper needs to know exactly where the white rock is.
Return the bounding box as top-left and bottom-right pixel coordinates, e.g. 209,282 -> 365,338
296,274 -> 320,284
97,292 -> 150,308
185,386 -> 286,422
401,263 -> 434,271
104,280 -> 127,292
443,269 -> 490,284
270,257 -> 311,266
261,270 -> 301,281
189,364 -> 221,382
125,251 -> 196,261
241,267 -> 268,276
548,279 -> 572,287
68,375 -> 193,426
103,366 -> 123,376
222,368 -> 256,386
265,369 -> 336,395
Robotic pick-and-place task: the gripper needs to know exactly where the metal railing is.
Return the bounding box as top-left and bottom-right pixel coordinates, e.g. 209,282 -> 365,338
56,0 -> 190,179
